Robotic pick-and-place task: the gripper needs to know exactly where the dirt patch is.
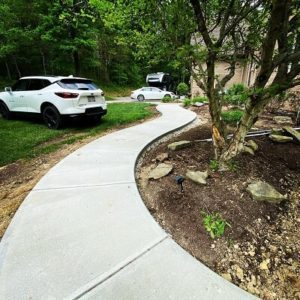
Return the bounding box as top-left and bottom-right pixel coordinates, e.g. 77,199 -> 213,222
137,106 -> 300,300
0,106 -> 159,240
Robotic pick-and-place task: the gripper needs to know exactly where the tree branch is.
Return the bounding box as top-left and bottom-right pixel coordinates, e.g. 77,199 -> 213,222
254,0 -> 288,89
216,0 -> 263,48
189,0 -> 213,47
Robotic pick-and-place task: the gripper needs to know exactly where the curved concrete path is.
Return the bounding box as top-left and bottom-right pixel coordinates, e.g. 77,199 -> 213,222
0,105 -> 257,299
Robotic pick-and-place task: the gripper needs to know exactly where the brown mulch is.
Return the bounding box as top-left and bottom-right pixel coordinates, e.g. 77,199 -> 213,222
137,107 -> 300,300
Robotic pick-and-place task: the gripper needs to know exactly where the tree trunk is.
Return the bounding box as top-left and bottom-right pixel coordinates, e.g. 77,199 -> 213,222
13,56 -> 21,78
206,52 -> 226,159
219,92 -> 270,169
5,61 -> 11,80
73,50 -> 80,76
41,50 -> 47,75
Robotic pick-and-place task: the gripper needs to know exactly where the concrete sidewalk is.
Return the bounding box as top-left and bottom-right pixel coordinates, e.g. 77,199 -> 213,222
0,105 -> 257,299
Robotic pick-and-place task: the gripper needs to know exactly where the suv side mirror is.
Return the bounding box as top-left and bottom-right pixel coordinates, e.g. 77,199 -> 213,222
5,87 -> 12,92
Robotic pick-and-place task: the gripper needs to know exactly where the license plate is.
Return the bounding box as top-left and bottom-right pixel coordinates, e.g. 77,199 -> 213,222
88,96 -> 95,102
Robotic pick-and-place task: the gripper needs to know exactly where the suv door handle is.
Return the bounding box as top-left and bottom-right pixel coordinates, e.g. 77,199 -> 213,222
20,95 -> 24,98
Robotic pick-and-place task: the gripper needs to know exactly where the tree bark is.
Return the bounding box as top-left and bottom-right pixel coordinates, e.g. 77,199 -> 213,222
73,50 -> 80,76
13,56 -> 21,78
5,61 -> 11,80
206,51 -> 226,158
41,50 -> 47,75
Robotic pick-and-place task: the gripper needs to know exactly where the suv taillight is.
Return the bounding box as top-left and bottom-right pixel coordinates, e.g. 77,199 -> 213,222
55,92 -> 79,99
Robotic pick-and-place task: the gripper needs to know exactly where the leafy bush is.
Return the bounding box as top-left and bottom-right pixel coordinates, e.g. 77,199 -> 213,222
221,109 -> 244,125
182,98 -> 192,107
201,211 -> 231,239
209,159 -> 219,171
177,82 -> 189,96
162,96 -> 173,103
224,83 -> 248,105
192,96 -> 208,103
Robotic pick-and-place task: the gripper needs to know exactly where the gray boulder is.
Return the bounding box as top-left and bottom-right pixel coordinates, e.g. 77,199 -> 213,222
283,126 -> 300,143
273,116 -> 293,125
269,134 -> 293,143
148,163 -> 173,180
245,140 -> 258,151
168,140 -> 191,151
186,170 -> 208,185
271,127 -> 283,135
247,181 -> 287,203
155,153 -> 169,162
242,146 -> 255,155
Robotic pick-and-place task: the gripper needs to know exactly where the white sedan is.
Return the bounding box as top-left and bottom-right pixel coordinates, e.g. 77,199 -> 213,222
131,87 -> 176,101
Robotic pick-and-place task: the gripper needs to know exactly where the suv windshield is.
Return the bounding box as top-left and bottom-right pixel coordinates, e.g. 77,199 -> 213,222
58,79 -> 99,90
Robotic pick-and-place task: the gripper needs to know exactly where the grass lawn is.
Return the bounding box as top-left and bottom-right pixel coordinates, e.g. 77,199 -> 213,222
0,102 -> 155,166
100,84 -> 139,100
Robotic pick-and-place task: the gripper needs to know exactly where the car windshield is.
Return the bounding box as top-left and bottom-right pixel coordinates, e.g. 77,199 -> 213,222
58,79 -> 99,90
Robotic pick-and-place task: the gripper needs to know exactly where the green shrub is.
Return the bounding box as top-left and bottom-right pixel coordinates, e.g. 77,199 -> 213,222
224,83 -> 248,105
201,211 -> 231,239
182,98 -> 192,107
209,159 -> 219,171
177,82 -> 189,96
221,109 -> 244,125
192,96 -> 208,103
162,96 -> 173,103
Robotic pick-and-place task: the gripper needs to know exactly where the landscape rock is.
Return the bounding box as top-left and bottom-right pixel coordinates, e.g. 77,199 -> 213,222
193,102 -> 205,107
221,273 -> 232,282
242,146 -> 255,155
245,140 -> 258,151
269,134 -> 293,143
259,259 -> 270,270
148,163 -> 173,180
155,153 -> 169,162
283,126 -> 300,142
168,140 -> 191,151
246,181 -> 287,203
273,116 -> 293,125
233,265 -> 244,281
186,170 -> 208,185
271,127 -> 283,135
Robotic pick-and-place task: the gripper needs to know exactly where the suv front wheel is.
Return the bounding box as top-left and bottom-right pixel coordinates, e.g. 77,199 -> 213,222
0,102 -> 12,119
42,105 -> 63,129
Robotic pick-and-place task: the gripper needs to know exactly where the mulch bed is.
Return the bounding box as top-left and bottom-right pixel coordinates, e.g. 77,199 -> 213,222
137,109 -> 300,300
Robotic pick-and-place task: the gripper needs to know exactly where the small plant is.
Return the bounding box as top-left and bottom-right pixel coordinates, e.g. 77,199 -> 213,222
227,160 -> 238,171
182,98 -> 192,107
224,83 -> 248,106
162,96 -> 173,103
201,211 -> 231,239
209,159 -> 219,171
192,96 -> 208,103
221,109 -> 244,125
177,82 -> 189,96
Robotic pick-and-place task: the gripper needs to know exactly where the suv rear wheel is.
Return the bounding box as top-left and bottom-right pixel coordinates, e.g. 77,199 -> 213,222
0,102 -> 12,119
42,105 -> 63,129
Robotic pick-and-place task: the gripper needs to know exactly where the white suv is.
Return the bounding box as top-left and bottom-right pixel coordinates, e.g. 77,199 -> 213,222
0,76 -> 107,129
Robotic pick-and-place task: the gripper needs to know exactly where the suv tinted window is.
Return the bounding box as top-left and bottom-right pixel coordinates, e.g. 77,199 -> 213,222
27,79 -> 50,91
58,79 -> 98,90
12,79 -> 29,91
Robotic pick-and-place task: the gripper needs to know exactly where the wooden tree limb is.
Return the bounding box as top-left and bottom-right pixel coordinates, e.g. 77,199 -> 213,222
216,0 -> 263,47
254,0 -> 288,89
218,0 -> 235,42
189,0 -> 213,47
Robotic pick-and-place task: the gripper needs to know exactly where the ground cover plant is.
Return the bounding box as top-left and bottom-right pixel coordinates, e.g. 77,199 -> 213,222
0,102 -> 154,166
221,109 -> 244,125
